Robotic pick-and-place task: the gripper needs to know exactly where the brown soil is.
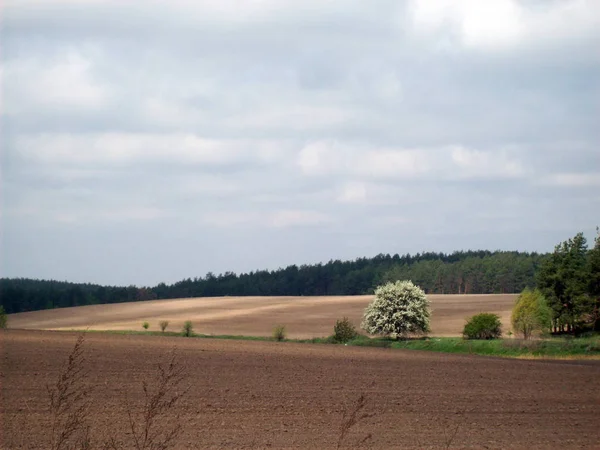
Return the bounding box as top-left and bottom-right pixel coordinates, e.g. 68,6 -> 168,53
7,294 -> 516,338
2,330 -> 599,449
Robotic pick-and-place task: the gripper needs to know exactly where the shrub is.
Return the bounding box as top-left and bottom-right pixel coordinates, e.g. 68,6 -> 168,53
182,321 -> 194,337
511,288 -> 552,339
142,321 -> 149,330
463,313 -> 502,340
0,305 -> 7,329
159,320 -> 169,333
273,325 -> 286,342
361,280 -> 430,338
333,317 -> 358,343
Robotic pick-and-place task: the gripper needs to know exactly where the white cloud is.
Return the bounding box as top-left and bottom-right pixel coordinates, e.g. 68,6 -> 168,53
337,182 -> 367,204
410,0 -> 523,49
361,149 -> 428,178
450,146 -> 525,179
15,133 -> 282,168
3,51 -> 109,114
298,141 -> 525,181
1,0 -> 599,284
409,0 -> 600,50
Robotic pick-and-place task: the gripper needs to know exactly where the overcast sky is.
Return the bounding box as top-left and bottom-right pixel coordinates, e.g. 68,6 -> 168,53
1,0 -> 599,286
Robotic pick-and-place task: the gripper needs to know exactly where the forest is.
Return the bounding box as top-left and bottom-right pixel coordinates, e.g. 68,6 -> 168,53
1,250 -> 546,314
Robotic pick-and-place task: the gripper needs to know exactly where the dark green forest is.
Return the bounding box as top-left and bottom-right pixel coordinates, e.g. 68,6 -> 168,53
1,250 -> 547,314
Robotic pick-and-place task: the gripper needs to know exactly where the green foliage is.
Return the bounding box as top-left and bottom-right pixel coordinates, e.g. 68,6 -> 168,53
391,336 -> 600,357
0,250 -> 545,314
537,232 -> 595,333
588,228 -> 600,331
159,320 -> 169,332
362,280 -> 430,338
333,317 -> 358,343
463,313 -> 502,340
0,305 -> 7,329
272,325 -> 286,342
181,321 -> 194,337
142,321 -> 149,330
511,288 -> 552,339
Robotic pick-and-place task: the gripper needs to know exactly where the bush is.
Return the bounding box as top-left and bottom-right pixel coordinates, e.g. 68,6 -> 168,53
463,313 -> 502,340
0,305 -> 7,329
333,317 -> 358,343
182,321 -> 194,337
142,321 -> 149,330
511,288 -> 552,339
273,325 -> 286,342
159,320 -> 169,333
361,280 -> 430,338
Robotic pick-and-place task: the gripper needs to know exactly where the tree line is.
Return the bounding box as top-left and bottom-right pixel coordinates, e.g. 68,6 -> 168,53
1,250 -> 548,314
536,231 -> 600,332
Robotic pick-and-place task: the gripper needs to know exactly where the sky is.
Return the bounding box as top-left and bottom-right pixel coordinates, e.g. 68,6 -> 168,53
1,0 -> 599,286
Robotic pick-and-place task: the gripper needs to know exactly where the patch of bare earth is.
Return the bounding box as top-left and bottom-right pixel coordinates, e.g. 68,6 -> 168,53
7,294 -> 516,338
2,330 -> 599,449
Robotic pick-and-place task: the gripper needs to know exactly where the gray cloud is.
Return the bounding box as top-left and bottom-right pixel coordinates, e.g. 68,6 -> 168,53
1,0 -> 599,285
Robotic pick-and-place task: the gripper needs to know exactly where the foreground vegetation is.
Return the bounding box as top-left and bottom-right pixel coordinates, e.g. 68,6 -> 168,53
75,329 -> 600,359
389,336 -> 600,358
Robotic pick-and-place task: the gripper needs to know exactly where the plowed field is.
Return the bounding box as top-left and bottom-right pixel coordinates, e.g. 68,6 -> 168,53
2,330 -> 599,449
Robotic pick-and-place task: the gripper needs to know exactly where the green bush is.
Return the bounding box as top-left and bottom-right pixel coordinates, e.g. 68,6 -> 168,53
333,317 -> 358,343
182,321 -> 194,337
463,313 -> 502,340
142,321 -> 149,330
511,288 -> 552,339
159,320 -> 169,333
0,305 -> 7,329
273,325 -> 286,342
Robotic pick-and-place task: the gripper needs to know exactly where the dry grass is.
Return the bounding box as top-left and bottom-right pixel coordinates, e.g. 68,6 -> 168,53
47,335 -> 187,450
47,334 -> 92,450
106,348 -> 188,450
337,393 -> 374,449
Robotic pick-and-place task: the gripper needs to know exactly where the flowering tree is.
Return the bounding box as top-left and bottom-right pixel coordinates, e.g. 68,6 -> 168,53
361,280 -> 430,338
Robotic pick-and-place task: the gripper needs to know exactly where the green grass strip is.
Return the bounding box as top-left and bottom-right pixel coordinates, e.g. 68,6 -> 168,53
68,329 -> 600,358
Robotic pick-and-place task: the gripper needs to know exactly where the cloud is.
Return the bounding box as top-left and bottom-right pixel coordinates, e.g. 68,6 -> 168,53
337,182 -> 368,204
269,210 -> 332,228
539,173 -> 600,188
297,141 -> 525,180
14,133 -> 282,169
409,0 -> 600,51
1,0 -> 599,285
3,50 -> 109,115
450,146 -> 525,179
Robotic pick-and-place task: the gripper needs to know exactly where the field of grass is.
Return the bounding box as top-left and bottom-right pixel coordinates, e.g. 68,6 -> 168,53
389,336 -> 600,358
85,328 -> 600,359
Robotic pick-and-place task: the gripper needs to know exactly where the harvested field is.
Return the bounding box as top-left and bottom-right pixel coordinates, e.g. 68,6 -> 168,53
7,294 -> 516,338
2,330 -> 599,449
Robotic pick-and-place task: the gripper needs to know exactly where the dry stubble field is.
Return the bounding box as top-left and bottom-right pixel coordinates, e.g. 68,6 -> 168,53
7,294 -> 516,337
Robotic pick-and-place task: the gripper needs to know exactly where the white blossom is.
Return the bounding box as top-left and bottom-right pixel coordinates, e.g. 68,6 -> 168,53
361,280 -> 431,338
